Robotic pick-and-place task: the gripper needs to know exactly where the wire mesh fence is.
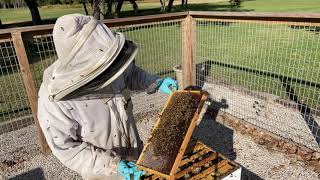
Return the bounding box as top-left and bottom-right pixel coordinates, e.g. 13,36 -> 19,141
0,38 -> 32,134
195,18 -> 320,150
0,19 -> 182,134
115,20 -> 182,114
24,34 -> 57,90
0,14 -> 320,152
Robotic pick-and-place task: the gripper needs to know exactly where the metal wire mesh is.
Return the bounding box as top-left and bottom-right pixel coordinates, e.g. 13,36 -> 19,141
24,34 -> 57,89
116,20 -> 182,79
0,38 -> 32,134
2,16 -> 319,152
115,20 -> 182,114
195,19 -> 320,150
0,20 -> 182,134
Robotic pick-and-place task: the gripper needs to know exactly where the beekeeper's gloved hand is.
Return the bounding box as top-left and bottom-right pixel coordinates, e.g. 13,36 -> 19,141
127,161 -> 145,180
157,77 -> 178,94
117,160 -> 145,180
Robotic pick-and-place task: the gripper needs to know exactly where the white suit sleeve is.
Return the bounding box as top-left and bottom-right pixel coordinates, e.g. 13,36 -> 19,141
38,97 -> 120,177
125,63 -> 159,90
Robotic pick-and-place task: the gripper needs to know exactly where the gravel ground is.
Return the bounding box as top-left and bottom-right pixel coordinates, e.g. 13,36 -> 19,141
0,91 -> 319,179
202,83 -> 320,151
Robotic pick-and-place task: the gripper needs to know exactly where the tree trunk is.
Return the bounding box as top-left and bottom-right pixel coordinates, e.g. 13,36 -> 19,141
93,0 -> 101,20
24,0 -> 41,25
181,0 -> 184,8
99,0 -> 106,20
128,0 -> 138,14
82,2 -> 89,15
160,0 -> 165,11
106,0 -> 112,15
115,0 -> 124,18
167,0 -> 174,12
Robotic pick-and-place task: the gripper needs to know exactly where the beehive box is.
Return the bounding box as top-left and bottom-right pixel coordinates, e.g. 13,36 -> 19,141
141,139 -> 241,180
136,90 -> 209,179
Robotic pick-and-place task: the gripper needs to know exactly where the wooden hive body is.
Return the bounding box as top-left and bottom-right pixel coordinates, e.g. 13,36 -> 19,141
137,90 -> 209,179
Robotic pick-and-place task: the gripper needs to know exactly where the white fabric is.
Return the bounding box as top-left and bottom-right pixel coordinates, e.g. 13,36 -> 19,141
38,63 -> 158,179
44,14 -> 126,101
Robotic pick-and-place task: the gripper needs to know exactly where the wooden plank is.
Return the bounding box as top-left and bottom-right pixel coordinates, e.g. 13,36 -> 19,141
102,12 -> 188,27
188,160 -> 228,180
0,24 -> 54,35
2,11 -> 320,37
175,153 -> 218,179
182,15 -> 196,89
189,11 -> 320,23
196,18 -> 320,26
138,165 -> 171,179
180,148 -> 211,167
184,143 -> 206,156
0,12 -> 188,35
217,163 -> 234,175
11,32 -> 50,155
0,33 -> 11,41
169,92 -> 208,177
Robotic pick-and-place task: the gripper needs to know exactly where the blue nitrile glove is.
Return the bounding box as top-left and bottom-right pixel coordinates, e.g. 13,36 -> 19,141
117,160 -> 145,180
118,160 -> 132,180
127,161 -> 145,180
157,77 -> 178,94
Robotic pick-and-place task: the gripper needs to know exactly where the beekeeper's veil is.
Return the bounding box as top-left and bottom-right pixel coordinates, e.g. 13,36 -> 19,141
43,14 -> 138,101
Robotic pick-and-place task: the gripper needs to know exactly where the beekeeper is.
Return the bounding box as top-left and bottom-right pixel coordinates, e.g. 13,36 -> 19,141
37,14 -> 178,180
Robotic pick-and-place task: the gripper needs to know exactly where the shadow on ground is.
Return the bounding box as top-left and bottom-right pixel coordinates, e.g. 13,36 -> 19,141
192,98 -> 236,160
192,98 -> 264,180
10,168 -> 45,180
241,167 -> 264,180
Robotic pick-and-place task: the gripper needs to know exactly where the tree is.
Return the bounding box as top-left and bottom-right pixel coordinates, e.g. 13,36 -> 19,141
24,0 -> 42,25
80,0 -> 89,15
92,0 -> 101,20
159,0 -> 165,12
166,0 -> 174,12
181,0 -> 187,8
230,0 -> 241,7
115,0 -> 138,18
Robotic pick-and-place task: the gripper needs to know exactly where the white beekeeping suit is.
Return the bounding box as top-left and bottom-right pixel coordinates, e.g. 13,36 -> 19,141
37,14 -> 159,180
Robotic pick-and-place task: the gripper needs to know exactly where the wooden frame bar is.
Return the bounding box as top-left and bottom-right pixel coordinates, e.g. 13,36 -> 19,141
189,11 -> 320,23
142,140 -> 241,179
196,17 -> 320,26
1,11 -> 320,36
0,12 -> 188,35
11,32 -> 50,155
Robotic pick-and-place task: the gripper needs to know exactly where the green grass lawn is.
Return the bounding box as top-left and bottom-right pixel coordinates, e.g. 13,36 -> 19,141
240,0 -> 320,12
1,0 -> 320,24
196,21 -> 320,109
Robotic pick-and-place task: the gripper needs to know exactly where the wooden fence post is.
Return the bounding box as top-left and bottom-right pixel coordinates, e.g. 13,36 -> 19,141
182,14 -> 196,89
11,32 -> 50,155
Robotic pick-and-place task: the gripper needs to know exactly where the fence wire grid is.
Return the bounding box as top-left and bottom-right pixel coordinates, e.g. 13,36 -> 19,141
0,38 -> 32,134
196,18 -> 320,151
0,16 -> 320,151
0,20 -> 182,134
